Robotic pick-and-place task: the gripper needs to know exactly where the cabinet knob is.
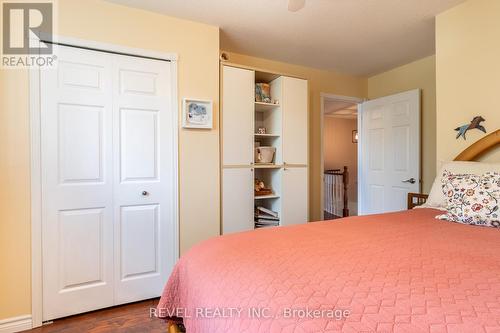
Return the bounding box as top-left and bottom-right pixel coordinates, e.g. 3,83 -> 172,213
142,191 -> 149,196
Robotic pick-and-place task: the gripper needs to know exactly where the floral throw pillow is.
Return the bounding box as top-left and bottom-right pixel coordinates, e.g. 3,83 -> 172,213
436,170 -> 500,228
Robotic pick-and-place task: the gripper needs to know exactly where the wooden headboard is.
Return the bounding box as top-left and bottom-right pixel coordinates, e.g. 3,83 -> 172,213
454,129 -> 500,161
408,129 -> 500,209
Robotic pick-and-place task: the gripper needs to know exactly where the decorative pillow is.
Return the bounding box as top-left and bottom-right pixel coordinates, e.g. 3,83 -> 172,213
436,170 -> 500,228
421,161 -> 500,210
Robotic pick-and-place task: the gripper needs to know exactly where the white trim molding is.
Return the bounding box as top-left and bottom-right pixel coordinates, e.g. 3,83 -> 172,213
42,34 -> 178,62
30,36 -> 179,328
0,315 -> 32,333
29,64 -> 43,329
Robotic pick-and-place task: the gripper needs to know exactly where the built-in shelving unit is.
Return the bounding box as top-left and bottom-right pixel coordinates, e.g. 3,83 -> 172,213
253,72 -> 283,228
221,64 -> 308,234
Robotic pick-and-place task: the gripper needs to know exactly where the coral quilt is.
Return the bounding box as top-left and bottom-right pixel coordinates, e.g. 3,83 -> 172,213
158,208 -> 500,333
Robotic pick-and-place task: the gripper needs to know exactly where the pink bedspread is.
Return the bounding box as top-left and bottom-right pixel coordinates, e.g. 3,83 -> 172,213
158,209 -> 500,333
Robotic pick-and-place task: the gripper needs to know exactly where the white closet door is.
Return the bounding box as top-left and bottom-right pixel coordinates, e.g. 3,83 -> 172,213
281,167 -> 308,226
282,77 -> 308,165
222,168 -> 254,234
41,46 -> 115,320
112,55 -> 175,304
222,66 -> 255,166
41,45 -> 176,320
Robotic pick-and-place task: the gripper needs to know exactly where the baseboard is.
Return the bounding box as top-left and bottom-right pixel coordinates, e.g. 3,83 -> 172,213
0,315 -> 32,333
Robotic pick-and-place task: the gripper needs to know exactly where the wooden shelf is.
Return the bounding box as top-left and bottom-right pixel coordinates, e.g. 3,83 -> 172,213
254,194 -> 280,200
255,102 -> 280,112
254,164 -> 282,169
254,133 -> 280,138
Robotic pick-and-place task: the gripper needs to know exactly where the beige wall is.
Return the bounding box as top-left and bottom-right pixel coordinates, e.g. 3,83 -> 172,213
367,56 -> 437,193
0,0 -> 220,320
323,117 -> 358,204
436,0 -> 500,164
0,70 -> 32,320
223,52 -> 367,221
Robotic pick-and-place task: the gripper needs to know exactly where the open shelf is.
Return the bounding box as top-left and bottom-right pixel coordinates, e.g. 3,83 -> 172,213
254,164 -> 282,169
255,194 -> 280,200
255,133 -> 280,138
255,102 -> 280,112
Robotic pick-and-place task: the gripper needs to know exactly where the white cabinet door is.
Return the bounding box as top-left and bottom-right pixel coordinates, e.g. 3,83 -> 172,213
282,77 -> 308,165
281,167 -> 308,226
222,66 -> 255,166
41,46 -> 115,320
358,89 -> 420,215
112,54 -> 175,304
222,168 -> 254,234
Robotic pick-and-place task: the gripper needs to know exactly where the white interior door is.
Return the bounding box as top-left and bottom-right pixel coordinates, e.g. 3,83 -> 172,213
41,46 -> 115,320
282,77 -> 308,165
222,66 -> 254,166
222,168 -> 254,234
281,167 -> 308,226
358,89 -> 420,215
41,45 -> 176,320
112,54 -> 175,304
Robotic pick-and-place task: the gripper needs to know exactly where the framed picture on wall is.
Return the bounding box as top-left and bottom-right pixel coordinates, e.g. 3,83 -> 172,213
352,130 -> 358,143
182,98 -> 213,129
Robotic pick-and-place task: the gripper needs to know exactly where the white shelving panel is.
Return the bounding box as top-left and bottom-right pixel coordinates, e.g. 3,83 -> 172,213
255,102 -> 280,112
255,194 -> 280,200
255,133 -> 280,138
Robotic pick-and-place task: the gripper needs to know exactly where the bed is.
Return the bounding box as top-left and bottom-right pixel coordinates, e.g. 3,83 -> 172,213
158,131 -> 500,333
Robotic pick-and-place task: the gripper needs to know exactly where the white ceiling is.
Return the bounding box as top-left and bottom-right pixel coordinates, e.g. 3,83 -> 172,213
107,0 -> 465,76
324,99 -> 357,119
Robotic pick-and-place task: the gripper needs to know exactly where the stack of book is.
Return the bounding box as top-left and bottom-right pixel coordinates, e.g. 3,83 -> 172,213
255,206 -> 279,228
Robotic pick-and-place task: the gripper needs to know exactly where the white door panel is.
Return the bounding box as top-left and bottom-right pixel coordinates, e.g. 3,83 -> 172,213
282,167 -> 308,226
359,89 -> 420,215
42,45 -> 176,319
222,168 -> 254,234
41,46 -> 114,320
283,77 -> 308,165
222,66 -> 255,166
112,55 -> 174,304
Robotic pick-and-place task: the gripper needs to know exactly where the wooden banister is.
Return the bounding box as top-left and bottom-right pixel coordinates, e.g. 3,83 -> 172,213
342,166 -> 349,217
324,166 -> 349,217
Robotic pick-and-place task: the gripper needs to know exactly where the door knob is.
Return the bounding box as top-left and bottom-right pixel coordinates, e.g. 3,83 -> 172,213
142,191 -> 149,196
402,178 -> 416,184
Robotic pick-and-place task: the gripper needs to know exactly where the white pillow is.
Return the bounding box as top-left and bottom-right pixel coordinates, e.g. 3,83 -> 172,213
421,161 -> 500,210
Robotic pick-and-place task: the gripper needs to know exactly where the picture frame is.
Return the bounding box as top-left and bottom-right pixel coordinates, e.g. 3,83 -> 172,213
352,130 -> 358,143
182,98 -> 213,129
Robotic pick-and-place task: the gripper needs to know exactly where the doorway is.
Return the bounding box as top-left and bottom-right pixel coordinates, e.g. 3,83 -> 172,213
320,94 -> 363,220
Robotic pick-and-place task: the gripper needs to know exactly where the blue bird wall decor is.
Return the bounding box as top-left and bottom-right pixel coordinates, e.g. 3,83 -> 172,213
454,116 -> 486,140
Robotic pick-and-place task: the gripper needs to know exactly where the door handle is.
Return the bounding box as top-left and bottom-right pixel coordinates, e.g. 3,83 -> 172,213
402,178 -> 416,184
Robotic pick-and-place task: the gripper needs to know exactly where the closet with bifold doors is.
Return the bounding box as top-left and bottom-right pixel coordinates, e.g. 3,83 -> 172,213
38,44 -> 177,321
221,64 -> 308,234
